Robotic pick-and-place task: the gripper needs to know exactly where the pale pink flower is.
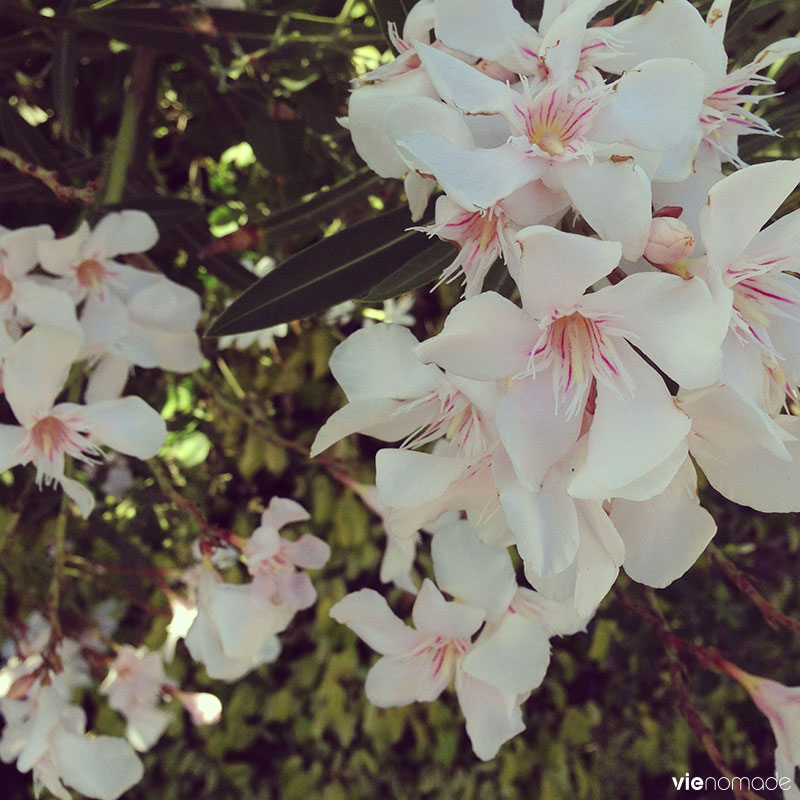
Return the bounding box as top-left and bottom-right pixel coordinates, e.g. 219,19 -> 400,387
243,497 -> 330,609
0,326 -> 167,517
99,646 -> 172,752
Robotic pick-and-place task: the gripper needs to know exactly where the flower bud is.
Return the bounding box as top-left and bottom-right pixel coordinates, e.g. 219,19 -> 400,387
644,217 -> 695,265
179,691 -> 223,726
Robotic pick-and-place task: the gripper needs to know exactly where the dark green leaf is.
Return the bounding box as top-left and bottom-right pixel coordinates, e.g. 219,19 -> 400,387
52,30 -> 76,144
0,103 -> 65,174
258,169 -> 381,239
207,205 -> 428,335
482,257 -> 517,298
52,0 -> 80,145
358,238 -> 453,301
102,196 -> 205,230
72,6 -> 212,56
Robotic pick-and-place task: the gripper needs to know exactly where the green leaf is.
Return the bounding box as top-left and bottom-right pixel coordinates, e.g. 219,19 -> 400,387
0,103 -> 65,173
72,6 -> 206,55
103,196 -> 205,230
482,257 -> 516,298
258,168 -> 381,240
52,0 -> 79,144
368,0 -> 412,45
207,205 -> 427,335
358,238 -> 453,301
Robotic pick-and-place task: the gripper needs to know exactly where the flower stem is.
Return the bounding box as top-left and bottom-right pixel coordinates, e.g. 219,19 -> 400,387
707,544 -> 800,636
102,46 -> 157,206
0,146 -> 96,204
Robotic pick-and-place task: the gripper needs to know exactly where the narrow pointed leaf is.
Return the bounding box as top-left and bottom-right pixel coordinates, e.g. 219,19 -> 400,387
207,205 -> 429,335
358,239 -> 454,301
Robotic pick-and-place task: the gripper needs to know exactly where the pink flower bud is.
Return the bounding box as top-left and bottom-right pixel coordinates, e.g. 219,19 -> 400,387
179,691 -> 222,726
644,217 -> 695,265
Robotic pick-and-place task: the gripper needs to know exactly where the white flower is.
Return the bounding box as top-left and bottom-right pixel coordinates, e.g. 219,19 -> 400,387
0,676 -> 143,800
183,568 -> 288,681
398,43 -> 705,257
0,326 -> 167,517
99,646 -> 172,752
243,497 -> 330,609
0,224 -> 80,354
416,227 -> 721,496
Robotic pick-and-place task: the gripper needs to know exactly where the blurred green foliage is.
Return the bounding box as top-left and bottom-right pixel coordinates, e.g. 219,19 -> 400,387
1,0 -> 800,799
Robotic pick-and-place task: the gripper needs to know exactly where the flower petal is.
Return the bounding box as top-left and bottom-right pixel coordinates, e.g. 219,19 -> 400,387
0,425 -> 26,473
284,534 -> 330,569
586,345 -> 691,488
431,519 -> 515,620
0,225 -> 54,279
435,0 -> 541,71
415,291 -> 535,379
37,222 -> 91,276
701,160 -> 800,271
414,41 -> 511,115
375,448 -> 468,508
590,58 -> 706,152
454,669 -> 525,760
261,496 -> 310,531
412,578 -> 484,639
77,396 -> 167,459
691,414 -> 800,512
3,325 -> 80,426
348,70 -> 439,178
516,226 -> 621,317
88,211 -> 159,259
399,132 -> 544,211
50,729 -> 144,800
496,452 -> 581,577
330,323 -> 442,400
13,281 -> 80,338
497,377 -> 586,491
330,588 -> 423,656
611,456 -> 715,588
599,0 -> 727,86
556,157 -> 651,260
461,612 -> 551,694
587,272 -> 723,389
365,652 -> 443,706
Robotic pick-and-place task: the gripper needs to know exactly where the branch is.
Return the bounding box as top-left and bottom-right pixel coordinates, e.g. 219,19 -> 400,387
615,587 -> 764,800
0,146 -> 96,204
147,458 -> 233,551
708,544 -> 800,636
102,46 -> 157,205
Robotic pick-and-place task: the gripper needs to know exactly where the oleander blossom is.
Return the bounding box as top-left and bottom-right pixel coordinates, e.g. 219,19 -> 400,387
0,326 -> 167,517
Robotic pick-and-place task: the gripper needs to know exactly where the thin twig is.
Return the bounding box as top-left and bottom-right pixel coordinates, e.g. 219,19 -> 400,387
0,146 -> 96,204
708,544 -> 800,636
148,458 -> 233,549
615,587 -> 764,800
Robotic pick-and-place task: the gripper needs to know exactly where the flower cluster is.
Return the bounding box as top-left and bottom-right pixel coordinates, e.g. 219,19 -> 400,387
0,210 -> 203,516
0,611 -> 220,800
0,493 -> 328,798
319,0 -> 800,760
169,497 -> 331,681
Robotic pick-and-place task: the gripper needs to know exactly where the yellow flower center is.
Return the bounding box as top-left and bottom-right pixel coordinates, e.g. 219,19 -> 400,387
536,129 -> 566,156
